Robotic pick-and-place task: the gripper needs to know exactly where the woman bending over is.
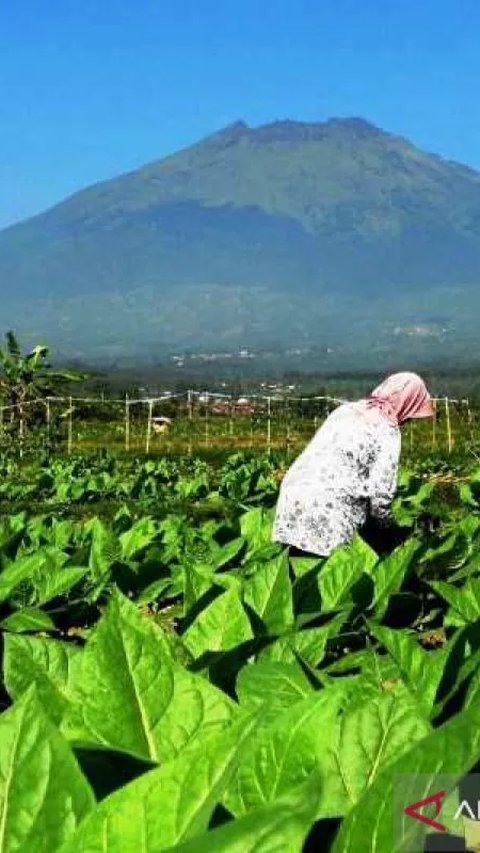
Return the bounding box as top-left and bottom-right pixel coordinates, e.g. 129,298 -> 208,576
272,372 -> 434,558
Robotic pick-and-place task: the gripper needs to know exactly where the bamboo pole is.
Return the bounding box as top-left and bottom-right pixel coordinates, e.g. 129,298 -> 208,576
229,399 -> 234,438
465,398 -> 474,442
67,396 -> 73,454
204,392 -> 209,446
145,400 -> 153,454
267,396 -> 272,449
0,406 -> 4,435
125,394 -> 130,452
187,389 -> 193,420
409,420 -> 414,452
432,398 -> 437,449
445,397 -> 453,454
46,398 -> 51,443
19,403 -> 24,459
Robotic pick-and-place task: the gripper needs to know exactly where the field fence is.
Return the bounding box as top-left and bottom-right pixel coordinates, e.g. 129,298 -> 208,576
0,390 -> 476,456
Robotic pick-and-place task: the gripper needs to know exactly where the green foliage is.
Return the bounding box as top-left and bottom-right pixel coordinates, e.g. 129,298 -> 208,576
0,449 -> 478,849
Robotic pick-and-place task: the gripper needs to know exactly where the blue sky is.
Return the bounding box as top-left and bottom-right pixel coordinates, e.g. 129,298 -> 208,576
1,0 -> 479,228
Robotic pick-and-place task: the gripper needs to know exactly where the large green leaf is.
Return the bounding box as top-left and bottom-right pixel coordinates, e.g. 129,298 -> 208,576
153,666 -> 236,761
236,660 -> 313,713
183,587 -> 253,658
64,589 -> 174,761
170,772 -> 321,853
319,536 -> 377,613
317,688 -> 431,817
4,634 -> 82,725
87,517 -> 122,580
369,537 -> 419,618
58,713 -> 259,853
183,563 -> 215,614
0,553 -> 44,602
259,613 -> 346,667
369,623 -> 447,715
430,577 -> 480,624
34,566 -> 88,606
120,517 -> 158,560
240,507 -> 274,557
0,688 -> 94,853
224,686 -> 348,817
243,551 -> 294,634
0,608 -> 55,633
332,702 -> 480,853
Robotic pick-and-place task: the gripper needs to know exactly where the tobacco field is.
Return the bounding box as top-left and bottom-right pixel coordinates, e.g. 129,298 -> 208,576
1,449 -> 480,851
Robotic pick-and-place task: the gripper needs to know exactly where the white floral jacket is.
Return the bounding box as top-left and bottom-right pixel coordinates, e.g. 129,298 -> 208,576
272,402 -> 401,556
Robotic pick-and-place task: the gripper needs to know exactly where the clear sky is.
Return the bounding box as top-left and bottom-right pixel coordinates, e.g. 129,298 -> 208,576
1,0 -> 480,229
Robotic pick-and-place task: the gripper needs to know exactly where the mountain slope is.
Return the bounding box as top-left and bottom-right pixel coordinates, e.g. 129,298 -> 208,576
1,117 -> 480,363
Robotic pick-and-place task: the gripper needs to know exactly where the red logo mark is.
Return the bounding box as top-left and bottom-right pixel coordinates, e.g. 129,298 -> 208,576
404,790 -> 447,833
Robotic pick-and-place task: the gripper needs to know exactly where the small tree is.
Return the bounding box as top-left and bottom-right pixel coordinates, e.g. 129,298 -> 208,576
0,331 -> 87,441
0,331 -> 86,406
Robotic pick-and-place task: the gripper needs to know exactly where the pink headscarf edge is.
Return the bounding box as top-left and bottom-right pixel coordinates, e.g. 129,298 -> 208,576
365,372 -> 435,426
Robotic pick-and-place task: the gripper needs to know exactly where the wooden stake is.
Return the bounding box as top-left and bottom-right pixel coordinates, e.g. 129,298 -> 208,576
267,396 -> 272,448
465,398 -> 474,442
67,396 -> 73,454
445,397 -> 453,454
204,392 -> 209,446
145,400 -> 153,454
125,394 -> 130,452
19,403 -> 24,458
46,398 -> 51,441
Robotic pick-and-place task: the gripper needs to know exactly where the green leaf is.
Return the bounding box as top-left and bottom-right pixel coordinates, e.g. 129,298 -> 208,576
369,623 -> 447,716
243,551 -> 293,634
0,688 -> 94,853
170,772 -> 321,853
332,701 -> 480,853
0,553 -> 44,602
154,666 -> 236,762
183,588 -> 253,659
4,634 -> 82,725
58,713 -> 259,853
319,535 -> 377,613
259,613 -> 346,667
63,589 -> 174,761
183,563 -> 215,614
430,577 -> 480,623
236,660 -> 313,713
369,537 -> 419,618
224,686 -> 348,817
34,567 -> 88,606
120,517 -> 158,560
240,507 -> 274,557
87,517 -> 122,580
212,536 -> 245,569
0,607 -> 55,633
317,688 -> 431,817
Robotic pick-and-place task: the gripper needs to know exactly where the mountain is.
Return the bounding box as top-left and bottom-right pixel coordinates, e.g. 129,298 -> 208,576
2,117 -> 480,366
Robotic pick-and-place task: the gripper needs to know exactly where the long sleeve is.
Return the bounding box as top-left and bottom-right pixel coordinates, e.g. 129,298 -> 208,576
367,427 -> 401,524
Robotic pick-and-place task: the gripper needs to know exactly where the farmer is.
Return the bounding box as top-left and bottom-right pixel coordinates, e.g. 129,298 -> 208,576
272,372 -> 434,557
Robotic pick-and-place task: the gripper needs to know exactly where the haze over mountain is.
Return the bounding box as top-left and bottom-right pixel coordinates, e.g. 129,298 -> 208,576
2,117 -> 480,367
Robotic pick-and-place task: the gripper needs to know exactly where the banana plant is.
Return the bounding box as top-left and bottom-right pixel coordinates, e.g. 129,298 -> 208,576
0,330 -> 87,412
